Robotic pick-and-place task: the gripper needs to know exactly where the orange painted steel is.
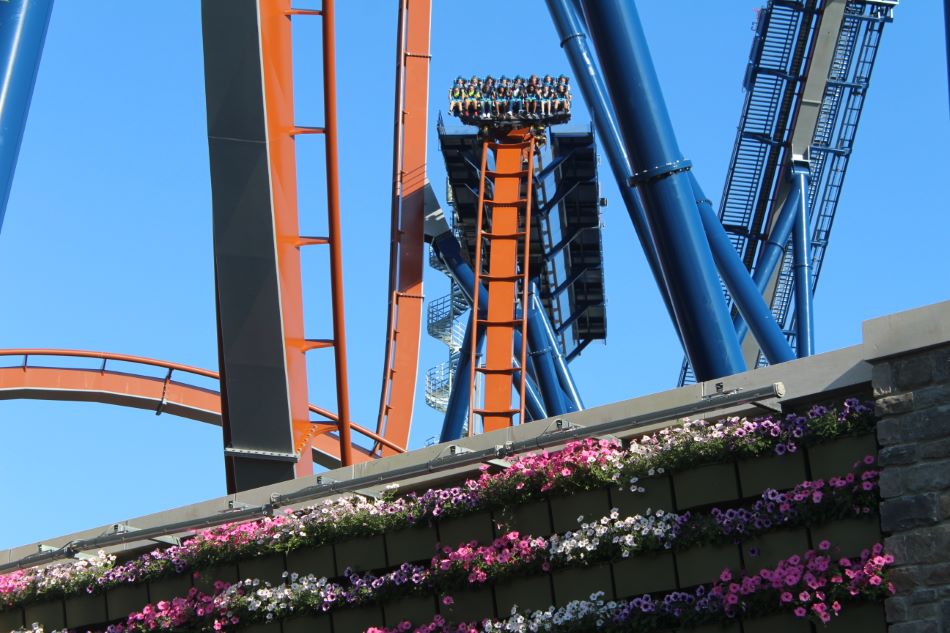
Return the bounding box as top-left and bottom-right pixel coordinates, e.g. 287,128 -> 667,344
375,0 -> 432,457
469,131 -> 537,433
255,0 -> 353,475
0,349 -> 400,463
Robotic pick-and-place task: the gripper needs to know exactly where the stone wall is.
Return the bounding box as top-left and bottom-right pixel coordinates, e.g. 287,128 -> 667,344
874,343 -> 950,632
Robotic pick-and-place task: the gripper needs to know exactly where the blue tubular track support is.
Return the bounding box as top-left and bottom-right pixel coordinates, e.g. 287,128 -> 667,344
733,171 -> 802,344
527,282 -> 569,416
0,0 -> 53,229
690,174 -> 794,365
430,231 -> 548,426
791,166 -> 814,358
440,312 -> 483,443
579,0 -> 745,380
545,0 -> 677,331
532,287 -> 583,412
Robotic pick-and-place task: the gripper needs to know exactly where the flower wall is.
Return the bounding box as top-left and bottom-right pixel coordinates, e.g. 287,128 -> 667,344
0,399 -> 891,633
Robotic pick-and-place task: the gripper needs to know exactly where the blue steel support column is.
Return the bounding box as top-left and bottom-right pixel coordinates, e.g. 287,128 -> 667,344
690,174 -> 794,365
0,0 -> 53,229
431,231 -> 548,423
545,0 -> 676,329
579,0 -> 745,380
527,282 -> 569,415
791,166 -> 814,357
531,288 -> 583,412
440,312 -> 483,442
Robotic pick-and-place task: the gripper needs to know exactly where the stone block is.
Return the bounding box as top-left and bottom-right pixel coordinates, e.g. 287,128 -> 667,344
885,528 -> 950,566
493,574 -> 553,615
438,510 -> 494,549
889,620 -> 939,633
335,534 -> 387,574
879,444 -> 918,466
877,417 -> 903,446
934,347 -> 950,382
879,468 -> 904,498
610,476 -> 675,517
903,458 -> 950,494
238,553 -> 287,586
895,355 -> 935,390
383,594 -> 436,628
915,385 -> 950,410
106,583 -> 150,621
737,451 -> 808,498
920,562 -> 950,586
492,499 -> 552,538
674,542 -> 741,588
285,545 -> 336,579
876,393 -> 915,417
881,494 -> 939,532
23,600 -> 65,630
910,588 -> 938,604
551,564 -> 613,605
872,362 -> 895,397
919,437 -> 950,460
549,488 -> 612,534
612,551 -> 676,598
886,595 -> 909,622
385,523 -> 439,565
332,604 -> 384,633
64,593 -> 107,628
672,462 -> 740,510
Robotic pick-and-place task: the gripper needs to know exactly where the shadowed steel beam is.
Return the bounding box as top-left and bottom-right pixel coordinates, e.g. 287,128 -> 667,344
579,0 -> 744,380
691,174 -> 794,366
439,312 -> 482,442
0,0 -> 53,228
527,282 -> 569,415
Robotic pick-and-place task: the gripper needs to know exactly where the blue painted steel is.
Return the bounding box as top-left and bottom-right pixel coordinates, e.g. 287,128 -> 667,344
440,313 -> 483,442
578,0 -> 745,380
690,173 -> 794,365
531,287 -> 583,412
946,0 -> 950,111
527,283 -> 569,416
0,0 -> 53,229
544,0 -> 676,328
791,167 -> 814,358
431,231 -> 548,424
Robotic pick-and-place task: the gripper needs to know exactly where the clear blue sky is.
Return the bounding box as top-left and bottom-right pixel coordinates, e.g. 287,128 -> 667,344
0,1 -> 946,550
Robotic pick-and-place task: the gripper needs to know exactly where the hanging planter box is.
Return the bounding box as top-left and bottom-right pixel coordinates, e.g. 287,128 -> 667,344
742,612 -> 812,633
385,522 -> 439,565
810,516 -> 882,559
612,551 -> 677,598
689,622 -> 741,633
741,528 -> 810,572
552,563 -> 614,606
673,462 -> 740,510
193,563 -> 239,595
494,574 -> 554,615
64,593 -> 107,629
493,499 -> 553,538
335,534 -> 387,574
439,510 -> 494,549
0,607 -> 25,633
675,542 -> 741,588
807,433 -> 877,480
148,572 -> 193,604
833,602 -> 886,633
286,544 -> 336,579
282,612 -> 332,633
332,604 -> 385,633
439,586 -> 495,623
383,593 -> 437,628
106,583 -> 150,621
240,622 -> 280,633
238,553 -> 287,586
737,450 -> 808,497
23,600 -> 65,630
549,488 -> 612,534
610,475 -> 675,518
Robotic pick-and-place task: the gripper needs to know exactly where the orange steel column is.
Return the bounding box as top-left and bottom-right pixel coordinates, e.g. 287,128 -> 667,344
376,0 -> 432,455
258,0 -> 316,477
469,131 -> 536,433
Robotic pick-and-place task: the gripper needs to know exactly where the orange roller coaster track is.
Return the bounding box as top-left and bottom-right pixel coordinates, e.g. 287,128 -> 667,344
0,349 -> 403,467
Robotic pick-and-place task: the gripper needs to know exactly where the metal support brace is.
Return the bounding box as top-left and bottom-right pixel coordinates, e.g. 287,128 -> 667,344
531,288 -> 583,412
791,165 -> 814,357
526,282 -> 569,415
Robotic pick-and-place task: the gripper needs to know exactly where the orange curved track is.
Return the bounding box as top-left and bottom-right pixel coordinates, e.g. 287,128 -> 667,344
0,350 -> 403,466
